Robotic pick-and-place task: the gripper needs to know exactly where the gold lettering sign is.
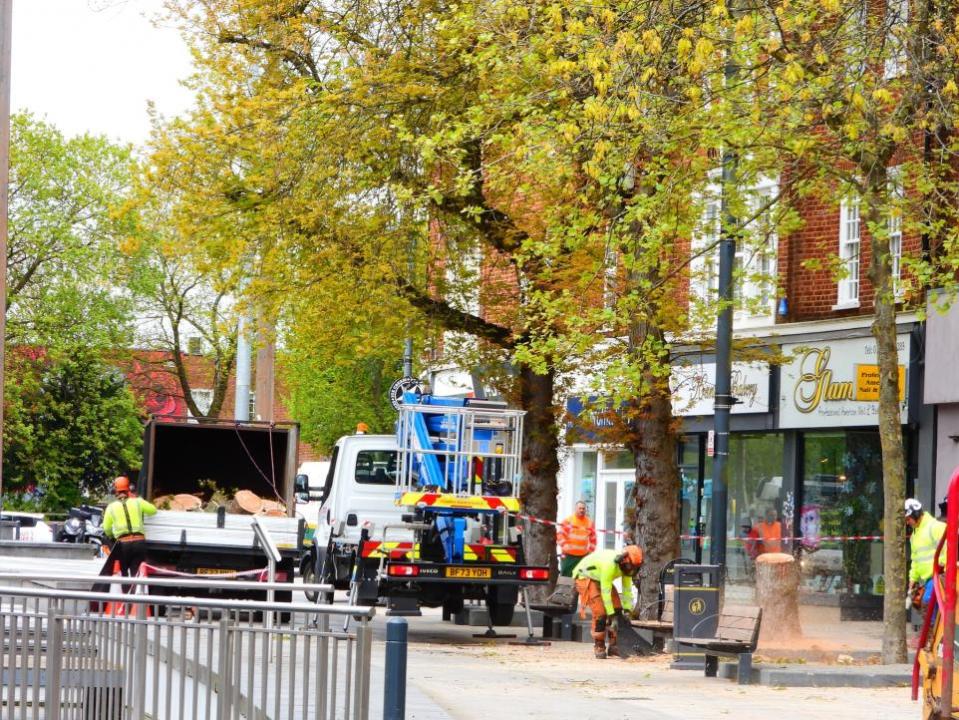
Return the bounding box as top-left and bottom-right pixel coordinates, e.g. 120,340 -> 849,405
794,348 -> 854,413
854,365 -> 906,402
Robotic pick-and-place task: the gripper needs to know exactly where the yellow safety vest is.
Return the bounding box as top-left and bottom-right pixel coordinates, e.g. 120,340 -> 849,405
910,512 -> 946,584
103,497 -> 157,538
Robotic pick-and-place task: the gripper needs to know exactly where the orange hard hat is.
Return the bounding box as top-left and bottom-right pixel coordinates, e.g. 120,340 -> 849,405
113,476 -> 131,494
619,545 -> 644,568
356,422 -> 369,434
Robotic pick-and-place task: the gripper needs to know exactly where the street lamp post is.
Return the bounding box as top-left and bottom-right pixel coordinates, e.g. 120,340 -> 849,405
0,0 -> 13,512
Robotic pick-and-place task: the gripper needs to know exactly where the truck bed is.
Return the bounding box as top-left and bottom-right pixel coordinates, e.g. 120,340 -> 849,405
143,510 -> 303,557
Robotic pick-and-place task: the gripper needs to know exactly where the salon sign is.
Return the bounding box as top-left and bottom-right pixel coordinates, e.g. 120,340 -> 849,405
778,334 -> 909,428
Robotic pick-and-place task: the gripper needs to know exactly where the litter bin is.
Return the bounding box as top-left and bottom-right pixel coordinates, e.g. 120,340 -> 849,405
671,564 -> 721,670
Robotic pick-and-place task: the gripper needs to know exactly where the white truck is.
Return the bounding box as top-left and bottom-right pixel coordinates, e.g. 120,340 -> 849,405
298,395 -> 549,624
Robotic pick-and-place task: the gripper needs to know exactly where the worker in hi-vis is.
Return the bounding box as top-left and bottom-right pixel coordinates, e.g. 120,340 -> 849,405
103,476 -> 157,592
573,545 -> 643,659
557,500 -> 598,576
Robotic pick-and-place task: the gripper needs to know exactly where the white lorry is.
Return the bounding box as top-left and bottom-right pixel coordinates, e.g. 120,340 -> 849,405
298,395 -> 549,624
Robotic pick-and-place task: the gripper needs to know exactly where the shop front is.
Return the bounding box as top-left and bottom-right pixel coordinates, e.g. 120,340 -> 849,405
560,323 -> 930,615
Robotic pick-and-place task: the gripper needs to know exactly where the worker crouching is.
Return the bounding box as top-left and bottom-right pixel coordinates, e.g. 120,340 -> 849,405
573,545 -> 643,659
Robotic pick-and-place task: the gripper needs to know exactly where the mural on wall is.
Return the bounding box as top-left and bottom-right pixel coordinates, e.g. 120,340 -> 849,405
127,359 -> 187,418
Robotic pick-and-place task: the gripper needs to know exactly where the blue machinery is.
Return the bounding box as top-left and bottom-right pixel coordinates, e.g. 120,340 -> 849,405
395,393 -> 526,563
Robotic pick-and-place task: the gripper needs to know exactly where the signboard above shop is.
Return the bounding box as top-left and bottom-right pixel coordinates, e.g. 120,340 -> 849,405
778,334 -> 909,428
670,361 -> 771,416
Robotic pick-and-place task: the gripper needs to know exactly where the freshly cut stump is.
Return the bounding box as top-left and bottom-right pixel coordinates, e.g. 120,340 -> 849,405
233,490 -> 263,515
171,494 -> 203,511
755,552 -> 802,641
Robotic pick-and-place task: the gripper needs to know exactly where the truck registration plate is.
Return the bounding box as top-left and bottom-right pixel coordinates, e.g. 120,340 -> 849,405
196,568 -> 234,575
445,567 -> 491,579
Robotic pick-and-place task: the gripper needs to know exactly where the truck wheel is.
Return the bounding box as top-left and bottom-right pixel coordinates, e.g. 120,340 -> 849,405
486,600 -> 514,626
301,559 -> 319,603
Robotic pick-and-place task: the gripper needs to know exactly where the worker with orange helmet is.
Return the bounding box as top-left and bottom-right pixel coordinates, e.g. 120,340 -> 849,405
573,545 -> 643,659
102,476 -> 157,591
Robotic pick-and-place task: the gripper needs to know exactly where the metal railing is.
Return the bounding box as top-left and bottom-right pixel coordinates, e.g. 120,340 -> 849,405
0,575 -> 374,720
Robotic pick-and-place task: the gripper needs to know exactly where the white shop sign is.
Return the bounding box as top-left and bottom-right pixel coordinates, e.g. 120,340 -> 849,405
778,334 -> 909,428
670,361 -> 771,416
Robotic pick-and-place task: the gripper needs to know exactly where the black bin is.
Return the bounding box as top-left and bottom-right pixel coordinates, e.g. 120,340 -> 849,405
671,564 -> 721,670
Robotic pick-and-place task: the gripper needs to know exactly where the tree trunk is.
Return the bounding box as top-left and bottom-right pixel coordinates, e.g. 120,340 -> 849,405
626,329 -> 681,619
864,168 -> 908,664
754,552 -> 802,642
517,363 -> 559,602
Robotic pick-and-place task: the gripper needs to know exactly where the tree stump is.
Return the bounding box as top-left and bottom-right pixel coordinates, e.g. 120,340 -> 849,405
754,552 -> 802,642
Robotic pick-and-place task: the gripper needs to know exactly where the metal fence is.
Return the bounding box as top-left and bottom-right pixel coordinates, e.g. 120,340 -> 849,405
0,574 -> 374,720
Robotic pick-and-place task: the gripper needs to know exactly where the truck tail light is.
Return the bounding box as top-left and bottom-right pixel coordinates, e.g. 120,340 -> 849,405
519,568 -> 549,581
388,564 -> 420,577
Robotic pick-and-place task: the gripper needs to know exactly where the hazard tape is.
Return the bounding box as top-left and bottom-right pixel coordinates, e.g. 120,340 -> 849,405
507,512 -> 884,542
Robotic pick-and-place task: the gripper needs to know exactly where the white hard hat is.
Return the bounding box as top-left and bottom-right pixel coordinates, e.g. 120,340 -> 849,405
904,498 -> 923,518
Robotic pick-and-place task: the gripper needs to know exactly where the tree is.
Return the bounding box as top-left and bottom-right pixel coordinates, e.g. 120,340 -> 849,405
9,112 -> 135,351
744,0 -> 959,662
4,348 -> 144,511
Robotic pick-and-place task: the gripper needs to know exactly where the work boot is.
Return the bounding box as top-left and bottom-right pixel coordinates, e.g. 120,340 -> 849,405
607,644 -> 621,658
593,640 -> 607,659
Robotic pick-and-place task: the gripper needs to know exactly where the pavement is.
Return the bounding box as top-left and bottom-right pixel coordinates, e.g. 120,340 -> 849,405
0,554 -> 920,719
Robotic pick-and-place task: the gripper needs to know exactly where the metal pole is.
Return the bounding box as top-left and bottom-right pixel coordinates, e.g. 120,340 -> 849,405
234,314 -> 251,421
383,617 -> 407,720
0,0 -> 13,513
710,25 -> 738,569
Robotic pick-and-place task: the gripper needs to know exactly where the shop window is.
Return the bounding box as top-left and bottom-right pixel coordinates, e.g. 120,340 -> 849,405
800,431 -> 883,598
724,433 -> 786,586
602,450 -> 634,471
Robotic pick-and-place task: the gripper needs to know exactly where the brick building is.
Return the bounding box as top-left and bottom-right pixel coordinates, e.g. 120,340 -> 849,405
555,174 -> 932,617
123,349 -> 324,464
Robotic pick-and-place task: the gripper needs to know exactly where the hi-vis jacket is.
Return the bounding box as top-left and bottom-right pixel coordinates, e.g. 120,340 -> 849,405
910,511 -> 946,584
557,515 -> 597,557
103,496 -> 157,539
572,549 -> 634,616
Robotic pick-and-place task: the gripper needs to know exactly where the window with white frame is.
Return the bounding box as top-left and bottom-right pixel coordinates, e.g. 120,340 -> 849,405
190,389 -> 213,416
837,197 -> 861,306
690,182 -> 778,325
888,168 -> 904,294
884,0 -> 909,78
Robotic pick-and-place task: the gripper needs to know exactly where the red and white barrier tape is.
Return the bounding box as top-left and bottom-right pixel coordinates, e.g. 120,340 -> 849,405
139,563 -> 269,581
509,511 -> 882,542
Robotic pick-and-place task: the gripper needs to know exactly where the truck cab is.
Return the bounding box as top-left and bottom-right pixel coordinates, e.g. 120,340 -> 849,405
299,434 -> 409,595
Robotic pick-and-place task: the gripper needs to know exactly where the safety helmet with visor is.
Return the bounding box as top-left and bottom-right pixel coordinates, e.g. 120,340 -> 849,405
904,498 -> 923,521
113,476 -> 131,495
615,545 -> 644,575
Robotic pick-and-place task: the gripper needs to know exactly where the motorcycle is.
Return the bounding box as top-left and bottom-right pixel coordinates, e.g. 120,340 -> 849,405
57,505 -> 105,550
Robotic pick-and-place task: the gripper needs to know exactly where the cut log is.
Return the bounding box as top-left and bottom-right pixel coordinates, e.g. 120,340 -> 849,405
755,552 -> 802,642
153,495 -> 173,510
233,490 -> 263,515
259,499 -> 286,514
171,494 -> 203,512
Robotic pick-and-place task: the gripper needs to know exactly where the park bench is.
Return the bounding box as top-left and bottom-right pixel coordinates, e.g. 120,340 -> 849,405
674,605 -> 762,685
530,577 -> 584,640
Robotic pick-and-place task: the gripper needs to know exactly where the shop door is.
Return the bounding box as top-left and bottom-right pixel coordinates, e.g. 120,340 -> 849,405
679,436 -> 705,563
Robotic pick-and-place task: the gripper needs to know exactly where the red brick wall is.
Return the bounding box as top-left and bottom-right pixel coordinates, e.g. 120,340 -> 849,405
122,350 -> 324,463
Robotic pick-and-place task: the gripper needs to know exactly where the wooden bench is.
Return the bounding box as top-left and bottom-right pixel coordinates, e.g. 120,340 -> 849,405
674,605 -> 762,685
631,586 -> 674,633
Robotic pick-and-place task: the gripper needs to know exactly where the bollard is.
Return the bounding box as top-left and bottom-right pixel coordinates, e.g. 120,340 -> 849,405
383,617 -> 408,720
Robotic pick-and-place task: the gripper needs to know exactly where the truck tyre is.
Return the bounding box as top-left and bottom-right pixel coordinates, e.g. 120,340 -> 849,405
486,600 -> 514,626
301,556 -> 319,602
